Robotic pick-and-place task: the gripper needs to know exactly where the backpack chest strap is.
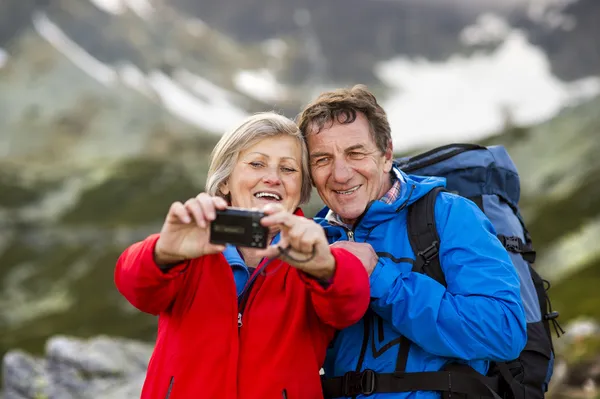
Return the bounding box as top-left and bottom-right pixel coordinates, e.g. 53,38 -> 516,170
322,366 -> 502,398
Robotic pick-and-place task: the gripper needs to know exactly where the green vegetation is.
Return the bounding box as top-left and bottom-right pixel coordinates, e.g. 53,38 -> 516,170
61,157 -> 204,227
548,255 -> 600,324
525,171 -> 600,250
0,167 -> 60,208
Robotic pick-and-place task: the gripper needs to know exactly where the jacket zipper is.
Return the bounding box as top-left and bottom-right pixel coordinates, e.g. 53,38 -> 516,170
165,376 -> 173,399
347,230 -> 355,241
282,388 -> 288,398
237,258 -> 275,328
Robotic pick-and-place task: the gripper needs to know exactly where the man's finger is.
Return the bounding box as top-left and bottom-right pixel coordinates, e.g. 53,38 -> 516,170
330,240 -> 352,248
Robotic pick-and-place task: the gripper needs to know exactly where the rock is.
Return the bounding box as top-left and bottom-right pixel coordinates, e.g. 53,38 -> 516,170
2,335 -> 153,399
548,318 -> 600,398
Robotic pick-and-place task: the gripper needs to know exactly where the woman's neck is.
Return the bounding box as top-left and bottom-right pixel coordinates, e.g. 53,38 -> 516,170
238,231 -> 278,268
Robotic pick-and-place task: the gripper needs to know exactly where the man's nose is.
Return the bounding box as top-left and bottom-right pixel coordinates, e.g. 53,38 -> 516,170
332,159 -> 352,183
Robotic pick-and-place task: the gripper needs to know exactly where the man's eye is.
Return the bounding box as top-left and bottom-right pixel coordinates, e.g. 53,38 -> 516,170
313,157 -> 329,165
349,152 -> 365,159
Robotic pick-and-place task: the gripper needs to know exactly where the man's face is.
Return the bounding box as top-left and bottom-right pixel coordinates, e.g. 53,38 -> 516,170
307,112 -> 393,225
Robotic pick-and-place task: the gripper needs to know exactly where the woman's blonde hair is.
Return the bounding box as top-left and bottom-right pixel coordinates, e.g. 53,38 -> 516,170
206,112 -> 311,204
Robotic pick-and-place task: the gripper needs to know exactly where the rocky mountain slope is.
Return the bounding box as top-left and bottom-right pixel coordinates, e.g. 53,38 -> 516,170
0,0 -> 599,396
1,94 -> 599,399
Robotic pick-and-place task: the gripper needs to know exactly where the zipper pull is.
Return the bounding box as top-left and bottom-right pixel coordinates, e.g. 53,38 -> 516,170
347,230 -> 355,241
238,312 -> 243,328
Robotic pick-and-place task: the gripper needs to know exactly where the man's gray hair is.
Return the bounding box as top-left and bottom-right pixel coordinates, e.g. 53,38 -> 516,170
206,112 -> 312,204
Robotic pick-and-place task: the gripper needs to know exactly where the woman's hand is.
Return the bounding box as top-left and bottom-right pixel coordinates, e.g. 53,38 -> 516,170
256,204 -> 335,280
154,193 -> 228,265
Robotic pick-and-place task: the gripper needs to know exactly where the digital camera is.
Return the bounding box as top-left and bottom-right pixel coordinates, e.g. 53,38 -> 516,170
209,207 -> 268,248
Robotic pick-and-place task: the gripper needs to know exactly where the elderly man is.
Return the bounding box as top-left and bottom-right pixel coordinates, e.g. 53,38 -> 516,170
296,85 -> 527,399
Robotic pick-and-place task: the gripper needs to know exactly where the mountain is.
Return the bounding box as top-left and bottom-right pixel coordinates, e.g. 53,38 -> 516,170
0,0 -> 599,382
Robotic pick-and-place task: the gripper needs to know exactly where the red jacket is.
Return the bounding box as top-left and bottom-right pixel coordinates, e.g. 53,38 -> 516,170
114,227 -> 370,399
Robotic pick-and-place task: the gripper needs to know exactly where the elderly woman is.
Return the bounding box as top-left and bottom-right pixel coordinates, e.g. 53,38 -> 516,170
114,112 -> 370,399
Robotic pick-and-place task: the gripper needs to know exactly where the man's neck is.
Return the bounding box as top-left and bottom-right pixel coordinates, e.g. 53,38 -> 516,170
378,172 -> 394,199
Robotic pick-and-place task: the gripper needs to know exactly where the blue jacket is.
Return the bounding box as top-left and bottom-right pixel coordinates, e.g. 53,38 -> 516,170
317,169 -> 527,399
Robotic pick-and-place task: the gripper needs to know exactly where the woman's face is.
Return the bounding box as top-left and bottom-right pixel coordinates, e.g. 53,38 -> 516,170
220,135 -> 303,213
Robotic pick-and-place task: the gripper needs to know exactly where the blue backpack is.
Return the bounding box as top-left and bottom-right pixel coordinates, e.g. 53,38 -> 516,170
394,143 -> 564,399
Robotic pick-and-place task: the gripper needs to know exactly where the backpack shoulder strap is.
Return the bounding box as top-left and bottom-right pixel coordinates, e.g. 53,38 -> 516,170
407,186 -> 447,287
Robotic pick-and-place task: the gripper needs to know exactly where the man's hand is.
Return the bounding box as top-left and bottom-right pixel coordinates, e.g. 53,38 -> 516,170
330,241 -> 378,276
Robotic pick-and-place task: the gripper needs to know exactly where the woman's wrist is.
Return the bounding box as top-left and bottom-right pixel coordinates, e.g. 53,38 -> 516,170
153,245 -> 187,268
306,254 -> 336,281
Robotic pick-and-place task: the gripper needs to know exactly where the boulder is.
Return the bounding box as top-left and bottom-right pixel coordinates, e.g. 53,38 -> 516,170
2,335 -> 152,399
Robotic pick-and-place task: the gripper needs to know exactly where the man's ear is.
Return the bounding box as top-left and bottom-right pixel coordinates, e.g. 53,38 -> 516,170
383,140 -> 394,173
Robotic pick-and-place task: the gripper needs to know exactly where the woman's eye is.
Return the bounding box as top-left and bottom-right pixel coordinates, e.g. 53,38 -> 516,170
249,162 -> 263,168
281,167 -> 297,173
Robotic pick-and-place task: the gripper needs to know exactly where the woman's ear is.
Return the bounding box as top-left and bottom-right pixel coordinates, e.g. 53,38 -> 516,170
220,180 -> 230,196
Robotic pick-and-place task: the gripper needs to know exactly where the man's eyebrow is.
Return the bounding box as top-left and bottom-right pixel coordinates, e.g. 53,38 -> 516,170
310,144 -> 369,159
345,144 -> 367,152
309,151 -> 330,159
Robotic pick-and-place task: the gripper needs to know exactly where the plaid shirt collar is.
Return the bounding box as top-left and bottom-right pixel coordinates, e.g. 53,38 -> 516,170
326,168 -> 403,229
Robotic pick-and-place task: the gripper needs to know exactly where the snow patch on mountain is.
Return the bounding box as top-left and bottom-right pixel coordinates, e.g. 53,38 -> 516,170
376,15 -> 599,151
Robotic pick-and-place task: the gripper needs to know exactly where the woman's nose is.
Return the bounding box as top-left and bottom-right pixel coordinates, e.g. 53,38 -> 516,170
262,167 -> 282,185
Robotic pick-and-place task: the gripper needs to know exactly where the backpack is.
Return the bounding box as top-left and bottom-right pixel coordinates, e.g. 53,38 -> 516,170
395,143 -> 564,399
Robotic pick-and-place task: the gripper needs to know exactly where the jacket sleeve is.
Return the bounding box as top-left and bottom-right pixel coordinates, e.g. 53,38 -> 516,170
369,193 -> 527,361
298,247 -> 371,330
114,234 -> 189,316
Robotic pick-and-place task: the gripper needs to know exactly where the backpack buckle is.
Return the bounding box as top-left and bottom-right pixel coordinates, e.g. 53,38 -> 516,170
418,241 -> 439,265
342,369 -> 377,396
544,311 -> 560,320
504,236 -> 521,252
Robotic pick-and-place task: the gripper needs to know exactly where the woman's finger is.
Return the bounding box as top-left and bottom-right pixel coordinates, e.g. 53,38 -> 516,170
260,210 -> 295,228
184,198 -> 206,228
287,222 -> 314,254
213,196 -> 229,210
168,201 -> 191,224
196,193 -> 217,223
254,245 -> 280,260
256,234 -> 289,259
205,243 -> 226,254
262,203 -> 286,215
